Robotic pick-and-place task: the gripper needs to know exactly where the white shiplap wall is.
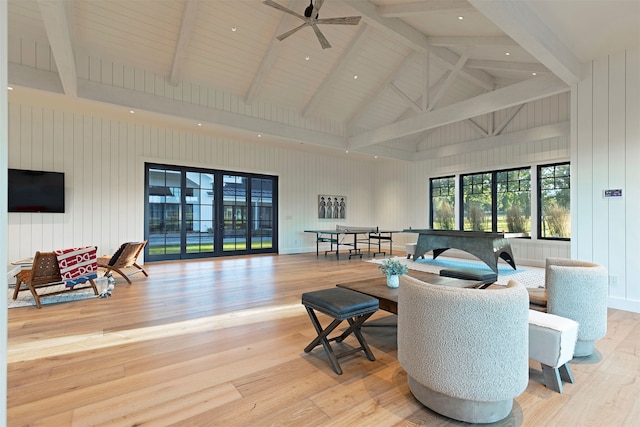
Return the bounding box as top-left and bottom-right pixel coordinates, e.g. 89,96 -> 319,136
573,48 -> 640,313
374,93 -> 572,266
7,85 -> 573,269
7,89 -> 376,261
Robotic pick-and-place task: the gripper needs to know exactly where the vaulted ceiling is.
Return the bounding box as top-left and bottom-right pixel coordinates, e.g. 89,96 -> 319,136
7,0 -> 640,160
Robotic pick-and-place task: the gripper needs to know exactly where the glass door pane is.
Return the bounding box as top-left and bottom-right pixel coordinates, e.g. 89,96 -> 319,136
185,171 -> 214,254
222,175 -> 248,251
251,178 -> 273,249
147,168 -> 182,256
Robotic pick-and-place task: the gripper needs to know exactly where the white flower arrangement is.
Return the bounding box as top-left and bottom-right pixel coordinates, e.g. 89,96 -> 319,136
378,258 -> 409,276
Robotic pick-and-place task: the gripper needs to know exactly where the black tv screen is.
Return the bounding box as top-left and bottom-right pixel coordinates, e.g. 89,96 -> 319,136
8,169 -> 65,213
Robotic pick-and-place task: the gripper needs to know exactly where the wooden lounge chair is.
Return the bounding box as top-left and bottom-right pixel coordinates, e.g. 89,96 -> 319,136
98,241 -> 149,284
13,250 -> 99,309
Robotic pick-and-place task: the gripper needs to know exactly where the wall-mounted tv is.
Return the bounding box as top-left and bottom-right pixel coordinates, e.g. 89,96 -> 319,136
8,168 -> 65,213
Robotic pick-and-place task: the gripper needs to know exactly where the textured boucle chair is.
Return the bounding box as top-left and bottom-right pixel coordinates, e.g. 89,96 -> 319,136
545,257 -> 608,357
398,276 -> 529,424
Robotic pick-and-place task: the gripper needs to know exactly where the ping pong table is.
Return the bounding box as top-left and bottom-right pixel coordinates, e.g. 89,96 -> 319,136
304,226 -> 401,260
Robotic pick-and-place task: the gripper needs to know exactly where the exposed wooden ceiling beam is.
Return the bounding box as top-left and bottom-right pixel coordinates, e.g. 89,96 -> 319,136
348,52 -> 420,128
469,0 -> 582,85
37,0 -> 77,97
389,82 -> 423,113
378,0 -> 473,17
493,104 -> 524,136
246,0 -> 297,103
78,79 -> 346,150
344,0 -> 494,91
302,24 -> 370,118
427,35 -> 517,48
427,51 -> 470,111
169,0 -> 199,86
466,59 -> 549,74
348,74 -> 568,149
412,121 -> 569,160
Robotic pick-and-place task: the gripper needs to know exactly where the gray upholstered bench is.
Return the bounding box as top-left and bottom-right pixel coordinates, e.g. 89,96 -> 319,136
528,309 -> 578,393
302,288 -> 379,374
439,267 -> 498,285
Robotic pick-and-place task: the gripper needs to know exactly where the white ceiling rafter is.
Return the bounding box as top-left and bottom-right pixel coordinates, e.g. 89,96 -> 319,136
36,0 -> 77,97
77,79 -> 346,149
493,104 -> 524,136
347,51 -> 420,128
389,82 -> 422,113
465,119 -> 488,138
427,35 -> 517,48
412,121 -> 569,161
394,72 -> 448,124
427,50 -> 470,111
245,0 -> 297,103
169,0 -> 199,87
469,0 -> 582,85
422,50 -> 430,111
466,59 -> 549,74
378,0 -> 473,17
348,74 -> 568,149
344,0 -> 495,92
302,23 -> 371,118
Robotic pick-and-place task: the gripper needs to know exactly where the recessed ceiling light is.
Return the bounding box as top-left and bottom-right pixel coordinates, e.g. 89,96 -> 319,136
505,52 -> 511,56
129,110 -> 135,114
353,75 -> 358,79
197,123 -> 202,126
257,134 -> 262,138
305,55 -> 310,61
8,86 -> 13,91
345,150 -> 349,153
374,156 -> 378,159
532,72 -> 537,76
231,26 -> 237,32
458,16 -> 464,20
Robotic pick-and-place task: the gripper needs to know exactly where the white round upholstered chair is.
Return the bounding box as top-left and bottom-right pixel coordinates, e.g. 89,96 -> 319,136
545,257 -> 608,357
398,276 -> 530,424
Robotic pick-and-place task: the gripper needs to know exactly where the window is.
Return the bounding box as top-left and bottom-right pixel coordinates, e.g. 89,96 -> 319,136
430,176 -> 455,230
538,163 -> 570,239
461,172 -> 492,231
145,164 -> 277,260
496,168 -> 531,234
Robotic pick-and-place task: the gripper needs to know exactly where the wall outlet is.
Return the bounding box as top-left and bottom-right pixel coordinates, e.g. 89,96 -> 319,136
609,275 -> 618,288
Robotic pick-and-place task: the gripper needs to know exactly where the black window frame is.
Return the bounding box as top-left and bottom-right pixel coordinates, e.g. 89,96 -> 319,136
459,166 -> 532,235
537,162 -> 571,241
429,175 -> 456,230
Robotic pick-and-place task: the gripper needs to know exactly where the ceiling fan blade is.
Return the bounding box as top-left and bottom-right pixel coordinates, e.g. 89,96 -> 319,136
315,16 -> 362,25
311,0 -> 325,19
311,24 -> 331,49
263,0 -> 306,21
277,23 -> 308,41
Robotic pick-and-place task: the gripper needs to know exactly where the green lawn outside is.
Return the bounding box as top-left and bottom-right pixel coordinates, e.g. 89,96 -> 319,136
149,241 -> 272,255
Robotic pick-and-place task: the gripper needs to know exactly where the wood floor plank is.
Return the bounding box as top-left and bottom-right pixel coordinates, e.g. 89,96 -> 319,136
7,252 -> 640,426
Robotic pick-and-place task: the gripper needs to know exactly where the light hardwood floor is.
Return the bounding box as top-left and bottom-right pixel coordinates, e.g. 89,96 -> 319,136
7,252 -> 640,426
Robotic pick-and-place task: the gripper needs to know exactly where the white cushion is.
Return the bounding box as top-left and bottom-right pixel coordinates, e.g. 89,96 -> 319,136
528,309 -> 578,368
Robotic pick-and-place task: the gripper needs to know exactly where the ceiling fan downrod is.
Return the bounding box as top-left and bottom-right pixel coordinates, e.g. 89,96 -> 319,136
304,0 -> 318,19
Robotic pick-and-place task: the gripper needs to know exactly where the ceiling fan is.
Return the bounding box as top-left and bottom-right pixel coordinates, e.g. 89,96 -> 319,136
263,0 -> 362,49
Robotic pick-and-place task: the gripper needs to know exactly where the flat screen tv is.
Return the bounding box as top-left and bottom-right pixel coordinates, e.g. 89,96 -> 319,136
8,168 -> 65,213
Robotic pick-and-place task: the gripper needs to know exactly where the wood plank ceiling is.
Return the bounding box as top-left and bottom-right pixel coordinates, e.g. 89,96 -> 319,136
6,0 -> 640,160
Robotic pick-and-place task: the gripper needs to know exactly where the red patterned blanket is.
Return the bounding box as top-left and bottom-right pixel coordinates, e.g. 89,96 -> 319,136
54,246 -> 98,287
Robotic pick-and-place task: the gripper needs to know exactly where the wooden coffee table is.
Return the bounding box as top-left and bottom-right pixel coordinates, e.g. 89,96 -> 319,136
336,271 -> 482,315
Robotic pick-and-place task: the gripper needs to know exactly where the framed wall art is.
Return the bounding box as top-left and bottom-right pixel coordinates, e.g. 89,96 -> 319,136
318,195 -> 346,219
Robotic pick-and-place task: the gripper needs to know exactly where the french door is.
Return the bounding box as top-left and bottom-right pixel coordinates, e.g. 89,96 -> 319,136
144,163 -> 277,261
